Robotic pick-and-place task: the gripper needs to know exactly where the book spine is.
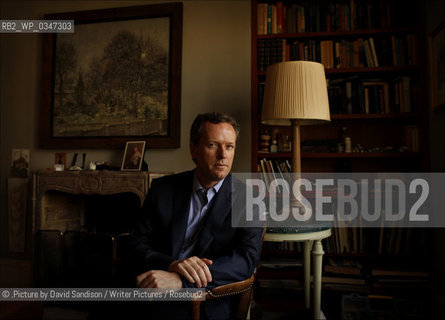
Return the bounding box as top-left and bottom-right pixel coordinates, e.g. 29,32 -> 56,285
257,4 -> 265,35
276,2 -> 283,34
271,4 -> 277,34
401,76 -> 411,113
346,81 -> 353,114
391,36 -> 398,66
363,39 -> 374,67
286,5 -> 294,34
369,37 -> 379,67
364,87 -> 370,114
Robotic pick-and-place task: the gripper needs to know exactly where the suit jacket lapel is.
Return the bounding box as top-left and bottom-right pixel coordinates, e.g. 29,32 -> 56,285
195,175 -> 232,256
170,171 -> 194,259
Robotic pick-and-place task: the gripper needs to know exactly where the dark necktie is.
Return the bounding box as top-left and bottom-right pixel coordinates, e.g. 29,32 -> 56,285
197,188 -> 208,207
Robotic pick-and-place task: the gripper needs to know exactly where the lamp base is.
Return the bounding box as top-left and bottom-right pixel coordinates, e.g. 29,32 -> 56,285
290,198 -> 312,222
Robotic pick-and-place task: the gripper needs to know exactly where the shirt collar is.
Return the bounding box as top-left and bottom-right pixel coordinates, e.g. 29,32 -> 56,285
193,172 -> 225,193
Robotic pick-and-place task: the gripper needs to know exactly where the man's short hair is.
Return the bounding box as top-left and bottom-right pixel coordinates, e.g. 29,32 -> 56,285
190,112 -> 240,145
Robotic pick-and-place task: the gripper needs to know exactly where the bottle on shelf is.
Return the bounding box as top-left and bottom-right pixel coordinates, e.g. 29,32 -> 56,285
270,140 -> 278,153
345,137 -> 352,153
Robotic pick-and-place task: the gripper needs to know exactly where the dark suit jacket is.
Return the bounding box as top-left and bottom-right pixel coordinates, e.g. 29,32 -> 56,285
129,170 -> 262,319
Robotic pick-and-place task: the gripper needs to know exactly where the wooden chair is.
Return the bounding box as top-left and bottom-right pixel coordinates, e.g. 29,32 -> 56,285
190,226 -> 265,320
190,274 -> 255,320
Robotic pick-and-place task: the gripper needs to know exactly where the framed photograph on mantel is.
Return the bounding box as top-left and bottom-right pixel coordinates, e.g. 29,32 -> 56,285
121,141 -> 146,171
40,3 -> 182,148
429,20 -> 445,111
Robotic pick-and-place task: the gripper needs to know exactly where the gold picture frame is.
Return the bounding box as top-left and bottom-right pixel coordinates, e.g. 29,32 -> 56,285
40,3 -> 183,148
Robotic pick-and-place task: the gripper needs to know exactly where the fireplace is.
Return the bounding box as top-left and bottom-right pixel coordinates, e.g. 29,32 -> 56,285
32,171 -> 150,288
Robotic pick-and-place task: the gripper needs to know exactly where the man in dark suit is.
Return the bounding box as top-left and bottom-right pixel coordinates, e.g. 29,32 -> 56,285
129,112 -> 263,319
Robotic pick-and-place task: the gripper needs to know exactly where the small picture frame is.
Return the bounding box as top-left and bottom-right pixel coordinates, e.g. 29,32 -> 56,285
55,152 -> 66,166
121,141 -> 146,171
11,149 -> 29,178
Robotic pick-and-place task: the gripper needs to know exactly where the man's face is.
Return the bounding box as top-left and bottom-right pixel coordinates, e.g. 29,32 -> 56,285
190,121 -> 236,188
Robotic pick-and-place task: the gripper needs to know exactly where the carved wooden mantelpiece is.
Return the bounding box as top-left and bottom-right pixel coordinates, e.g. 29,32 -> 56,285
32,170 -> 149,234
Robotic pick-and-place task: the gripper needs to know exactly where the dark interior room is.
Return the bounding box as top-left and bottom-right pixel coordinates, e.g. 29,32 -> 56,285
1,0 -> 445,319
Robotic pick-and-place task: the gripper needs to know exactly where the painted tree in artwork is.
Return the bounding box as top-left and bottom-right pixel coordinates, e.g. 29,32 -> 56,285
89,30 -> 168,119
54,41 -> 77,117
74,72 -> 85,113
53,22 -> 169,137
138,35 -> 168,120
101,30 -> 143,116
87,57 -> 106,109
140,36 -> 168,96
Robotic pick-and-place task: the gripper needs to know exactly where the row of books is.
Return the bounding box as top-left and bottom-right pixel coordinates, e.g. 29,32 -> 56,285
370,267 -> 430,289
259,76 -> 416,116
257,34 -> 417,72
323,257 -> 368,289
257,0 -> 414,35
322,257 -> 430,291
323,226 -> 428,256
257,158 -> 291,193
327,76 -> 415,114
316,35 -> 418,69
257,159 -> 292,187
257,255 -> 430,292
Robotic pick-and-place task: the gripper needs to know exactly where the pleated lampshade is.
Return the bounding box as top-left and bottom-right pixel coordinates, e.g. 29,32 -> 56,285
261,61 -> 331,126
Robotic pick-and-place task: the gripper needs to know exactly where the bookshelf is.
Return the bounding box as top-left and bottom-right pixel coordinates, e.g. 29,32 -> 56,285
251,0 -> 428,173
251,0 -> 431,316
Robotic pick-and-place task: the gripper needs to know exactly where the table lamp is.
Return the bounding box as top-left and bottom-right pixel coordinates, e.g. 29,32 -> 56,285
261,61 -> 331,319
261,61 -> 331,173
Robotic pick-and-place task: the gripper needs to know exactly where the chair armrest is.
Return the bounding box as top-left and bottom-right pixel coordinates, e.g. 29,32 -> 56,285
205,275 -> 255,300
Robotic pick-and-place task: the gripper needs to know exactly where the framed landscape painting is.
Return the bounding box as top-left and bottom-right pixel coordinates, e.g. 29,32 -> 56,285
40,3 -> 182,148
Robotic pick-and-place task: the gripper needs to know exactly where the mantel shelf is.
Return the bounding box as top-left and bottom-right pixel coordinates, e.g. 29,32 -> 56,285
32,170 -> 150,234
33,170 -> 150,205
